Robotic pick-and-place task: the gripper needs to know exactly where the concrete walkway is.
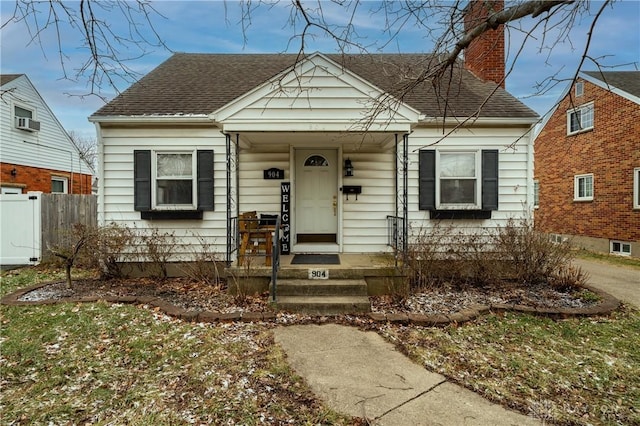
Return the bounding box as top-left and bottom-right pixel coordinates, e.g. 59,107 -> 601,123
274,324 -> 541,425
573,258 -> 640,307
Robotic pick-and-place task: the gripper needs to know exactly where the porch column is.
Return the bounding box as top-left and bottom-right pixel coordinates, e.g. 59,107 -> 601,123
402,133 -> 409,255
225,133 -> 240,263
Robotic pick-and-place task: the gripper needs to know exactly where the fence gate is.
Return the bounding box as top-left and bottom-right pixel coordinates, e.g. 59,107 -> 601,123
0,193 -> 41,266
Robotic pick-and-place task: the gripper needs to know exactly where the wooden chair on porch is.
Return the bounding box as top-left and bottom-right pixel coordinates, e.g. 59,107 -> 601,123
238,211 -> 273,266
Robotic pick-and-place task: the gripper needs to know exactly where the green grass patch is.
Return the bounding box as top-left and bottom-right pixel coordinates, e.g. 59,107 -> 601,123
0,265 -> 95,297
385,307 -> 640,425
576,249 -> 640,269
0,300 -> 356,425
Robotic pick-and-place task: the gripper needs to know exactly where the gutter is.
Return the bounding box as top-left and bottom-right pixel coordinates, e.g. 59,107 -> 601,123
418,116 -> 539,127
88,115 -> 214,124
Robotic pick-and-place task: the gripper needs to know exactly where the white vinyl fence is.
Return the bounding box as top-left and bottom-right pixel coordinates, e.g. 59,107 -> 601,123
0,193 -> 41,266
0,192 -> 97,266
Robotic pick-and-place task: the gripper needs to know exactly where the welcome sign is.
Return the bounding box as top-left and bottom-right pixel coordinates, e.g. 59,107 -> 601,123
280,182 -> 290,254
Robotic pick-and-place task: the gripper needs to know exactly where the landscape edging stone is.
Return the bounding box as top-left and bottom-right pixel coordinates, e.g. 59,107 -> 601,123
0,281 -> 622,325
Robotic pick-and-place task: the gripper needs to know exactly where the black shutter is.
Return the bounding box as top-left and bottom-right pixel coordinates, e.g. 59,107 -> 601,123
482,149 -> 499,211
419,150 -> 436,210
134,150 -> 151,211
197,150 -> 214,211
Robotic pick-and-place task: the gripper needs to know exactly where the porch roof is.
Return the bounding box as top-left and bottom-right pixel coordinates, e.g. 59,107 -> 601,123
91,53 -> 537,121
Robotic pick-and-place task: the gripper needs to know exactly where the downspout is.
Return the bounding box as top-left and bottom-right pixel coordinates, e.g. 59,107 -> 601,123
69,150 -> 75,194
94,122 -> 104,224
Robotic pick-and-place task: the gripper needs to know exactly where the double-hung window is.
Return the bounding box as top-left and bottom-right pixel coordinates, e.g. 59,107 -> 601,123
574,174 -> 593,201
419,149 -> 498,218
134,150 -> 214,216
155,152 -> 195,208
437,152 -> 480,208
567,102 -> 594,134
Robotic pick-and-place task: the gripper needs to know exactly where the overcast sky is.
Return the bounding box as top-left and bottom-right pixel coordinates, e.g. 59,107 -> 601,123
1,0 -> 638,139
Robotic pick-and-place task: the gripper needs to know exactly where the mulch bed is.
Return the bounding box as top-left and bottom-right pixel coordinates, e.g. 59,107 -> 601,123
2,276 -> 621,324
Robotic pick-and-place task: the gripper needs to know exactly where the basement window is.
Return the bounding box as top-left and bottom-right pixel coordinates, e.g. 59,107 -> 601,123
610,241 -> 631,256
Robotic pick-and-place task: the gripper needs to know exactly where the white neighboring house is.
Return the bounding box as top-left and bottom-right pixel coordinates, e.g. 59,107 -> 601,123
89,50 -> 538,263
0,74 -> 93,194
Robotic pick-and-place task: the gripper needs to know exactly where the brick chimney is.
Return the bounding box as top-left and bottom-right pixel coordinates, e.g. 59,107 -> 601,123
463,0 -> 505,87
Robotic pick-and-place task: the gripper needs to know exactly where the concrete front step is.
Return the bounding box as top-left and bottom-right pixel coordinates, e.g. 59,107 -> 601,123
274,279 -> 368,296
275,295 -> 371,315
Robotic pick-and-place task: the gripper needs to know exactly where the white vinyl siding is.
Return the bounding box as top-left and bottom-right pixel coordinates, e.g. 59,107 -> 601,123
98,126 -> 227,259
0,75 -> 93,176
407,126 -> 534,233
341,150 -> 395,253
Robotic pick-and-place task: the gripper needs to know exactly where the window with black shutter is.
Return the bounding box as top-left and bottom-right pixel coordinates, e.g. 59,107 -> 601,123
133,149 -> 214,219
419,149 -> 499,219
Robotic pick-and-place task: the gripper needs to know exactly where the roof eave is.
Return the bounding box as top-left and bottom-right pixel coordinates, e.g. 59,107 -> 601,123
418,116 -> 538,127
88,115 -> 213,124
579,72 -> 640,106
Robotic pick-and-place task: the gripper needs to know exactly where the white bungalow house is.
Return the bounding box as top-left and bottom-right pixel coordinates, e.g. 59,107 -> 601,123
89,51 -> 537,268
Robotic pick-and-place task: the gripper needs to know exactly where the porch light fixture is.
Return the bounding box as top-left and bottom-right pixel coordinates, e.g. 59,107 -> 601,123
344,158 -> 354,177
10,168 -> 17,177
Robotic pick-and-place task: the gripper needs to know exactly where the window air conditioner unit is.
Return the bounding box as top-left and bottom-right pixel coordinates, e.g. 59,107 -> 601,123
16,117 -> 41,132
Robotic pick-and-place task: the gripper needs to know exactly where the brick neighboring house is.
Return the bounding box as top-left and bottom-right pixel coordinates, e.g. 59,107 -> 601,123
0,74 -> 93,194
534,71 -> 640,257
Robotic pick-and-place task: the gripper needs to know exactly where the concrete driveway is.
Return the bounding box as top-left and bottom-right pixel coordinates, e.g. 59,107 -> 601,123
573,258 -> 640,307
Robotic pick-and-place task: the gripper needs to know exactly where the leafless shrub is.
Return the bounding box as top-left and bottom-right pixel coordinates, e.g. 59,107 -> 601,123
404,223 -> 502,290
47,223 -> 94,288
227,256 -> 254,306
179,233 -> 223,289
85,222 -> 135,279
136,227 -> 179,279
548,265 -> 590,292
403,223 -> 452,290
403,218 -> 585,292
494,218 -> 575,286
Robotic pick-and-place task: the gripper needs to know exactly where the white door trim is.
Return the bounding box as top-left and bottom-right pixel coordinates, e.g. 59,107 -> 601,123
291,146 -> 343,252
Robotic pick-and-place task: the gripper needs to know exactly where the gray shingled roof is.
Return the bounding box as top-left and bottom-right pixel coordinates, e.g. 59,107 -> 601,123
92,53 -> 537,120
583,71 -> 640,98
1,74 -> 23,86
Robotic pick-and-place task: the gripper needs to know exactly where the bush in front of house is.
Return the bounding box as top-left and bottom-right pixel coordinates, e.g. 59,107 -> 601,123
404,219 -> 588,291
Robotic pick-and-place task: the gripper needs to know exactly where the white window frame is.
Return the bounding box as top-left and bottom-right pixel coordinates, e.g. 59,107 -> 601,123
634,167 -> 640,209
1,187 -> 23,194
567,101 -> 594,135
575,81 -> 584,97
151,150 -> 197,210
533,179 -> 540,208
51,176 -> 68,194
435,150 -> 481,210
610,240 -> 631,257
574,174 -> 594,201
13,102 -> 36,129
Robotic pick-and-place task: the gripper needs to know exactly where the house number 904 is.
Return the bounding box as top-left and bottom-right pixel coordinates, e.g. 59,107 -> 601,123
308,269 -> 329,279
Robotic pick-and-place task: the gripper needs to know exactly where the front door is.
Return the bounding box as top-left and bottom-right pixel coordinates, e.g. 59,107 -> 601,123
295,149 -> 338,243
